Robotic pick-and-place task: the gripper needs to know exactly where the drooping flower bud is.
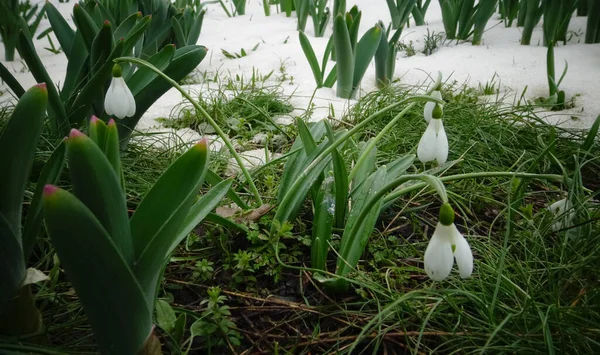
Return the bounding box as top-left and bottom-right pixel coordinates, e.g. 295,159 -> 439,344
104,64 -> 136,119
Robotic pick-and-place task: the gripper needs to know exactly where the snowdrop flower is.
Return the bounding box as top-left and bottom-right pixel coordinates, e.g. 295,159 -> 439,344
424,90 -> 443,123
424,204 -> 473,281
548,198 -> 574,231
104,64 -> 136,119
417,104 -> 448,165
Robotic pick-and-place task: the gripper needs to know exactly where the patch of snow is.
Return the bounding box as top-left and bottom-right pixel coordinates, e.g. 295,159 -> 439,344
226,148 -> 279,176
1,0 -> 598,137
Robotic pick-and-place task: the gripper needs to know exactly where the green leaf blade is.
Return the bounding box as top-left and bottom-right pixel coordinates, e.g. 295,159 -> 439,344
333,14 -> 354,99
22,139 -> 67,261
0,84 -> 47,233
131,140 -> 210,306
43,186 -> 151,355
66,130 -> 133,264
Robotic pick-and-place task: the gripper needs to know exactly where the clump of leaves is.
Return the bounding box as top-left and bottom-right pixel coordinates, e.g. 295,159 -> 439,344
192,259 -> 214,282
189,287 -> 241,351
224,220 -> 307,286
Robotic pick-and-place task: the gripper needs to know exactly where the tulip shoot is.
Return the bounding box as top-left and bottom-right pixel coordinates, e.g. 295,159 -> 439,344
44,126 -> 229,353
0,84 -> 65,336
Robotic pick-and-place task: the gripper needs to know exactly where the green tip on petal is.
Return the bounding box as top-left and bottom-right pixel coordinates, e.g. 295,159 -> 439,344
112,63 -> 123,78
43,184 -> 59,197
439,203 -> 455,226
432,104 -> 443,119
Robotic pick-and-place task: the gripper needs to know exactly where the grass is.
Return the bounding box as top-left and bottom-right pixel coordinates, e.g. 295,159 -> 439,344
1,76 -> 599,354
160,69 -> 295,146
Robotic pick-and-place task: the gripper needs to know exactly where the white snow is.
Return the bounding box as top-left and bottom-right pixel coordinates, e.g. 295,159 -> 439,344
1,0 -> 599,161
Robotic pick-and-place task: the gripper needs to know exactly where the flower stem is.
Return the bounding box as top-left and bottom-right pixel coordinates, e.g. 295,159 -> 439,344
114,57 -> 263,206
348,72 -> 443,181
384,171 -> 564,204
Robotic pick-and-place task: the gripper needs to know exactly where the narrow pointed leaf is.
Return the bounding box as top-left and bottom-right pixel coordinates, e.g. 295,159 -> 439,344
172,178 -> 232,251
131,141 -> 209,306
44,2 -> 75,58
171,17 -> 187,48
17,32 -> 69,135
0,213 -> 25,303
93,0 -> 116,26
22,139 -> 66,261
90,21 -> 114,73
0,61 -> 25,98
273,139 -> 333,227
581,114 -> 600,152
127,44 -> 176,95
277,120 -> 327,203
386,154 -> 415,180
0,84 -> 47,232
297,118 -> 318,154
114,12 -> 142,41
325,122 -> 348,228
123,15 -> 152,55
311,192 -> 332,270
299,31 -> 323,87
73,3 -> 99,52
323,64 -> 337,88
206,169 -> 249,210
105,120 -> 124,190
61,33 -> 89,102
333,14 -> 354,98
352,26 -> 382,91
68,40 -> 124,127
66,130 -> 133,264
336,166 -> 387,277
351,138 -> 377,195
89,116 -> 108,150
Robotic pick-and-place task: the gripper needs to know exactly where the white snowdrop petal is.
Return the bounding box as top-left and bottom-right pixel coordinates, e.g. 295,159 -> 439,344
435,120 -> 449,165
548,198 -> 575,231
548,198 -> 568,215
104,80 -> 118,116
417,120 -> 438,163
451,225 -> 473,279
124,85 -> 136,117
423,91 -> 443,123
424,233 -> 454,281
424,101 -> 435,123
104,77 -> 136,119
424,223 -> 454,281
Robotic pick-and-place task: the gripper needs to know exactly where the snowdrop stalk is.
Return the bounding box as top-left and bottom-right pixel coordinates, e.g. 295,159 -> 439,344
424,88 -> 442,123
349,72 -> 444,181
418,103 -> 448,165
115,57 -> 263,206
424,203 -> 473,281
104,64 -> 136,119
